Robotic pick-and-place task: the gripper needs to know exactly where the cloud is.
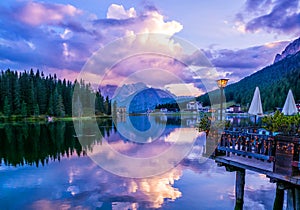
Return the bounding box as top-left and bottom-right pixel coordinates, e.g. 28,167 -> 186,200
0,1 -> 94,73
244,0 -> 273,14
13,1 -> 81,26
2,1 -> 289,96
0,1 -> 218,96
238,0 -> 300,35
0,2 -> 183,79
200,41 -> 288,83
93,5 -> 183,38
107,4 -> 137,19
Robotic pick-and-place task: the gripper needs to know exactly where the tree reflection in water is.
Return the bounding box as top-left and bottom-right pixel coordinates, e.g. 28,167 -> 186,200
0,122 -> 95,167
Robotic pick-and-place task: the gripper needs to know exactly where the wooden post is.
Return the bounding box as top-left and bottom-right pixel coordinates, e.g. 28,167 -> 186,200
273,183 -> 284,210
287,188 -> 295,210
295,188 -> 300,210
235,169 -> 245,210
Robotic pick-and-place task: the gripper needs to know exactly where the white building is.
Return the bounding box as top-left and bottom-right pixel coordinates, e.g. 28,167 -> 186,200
116,106 -> 126,114
226,105 -> 241,113
160,108 -> 168,113
186,101 -> 203,111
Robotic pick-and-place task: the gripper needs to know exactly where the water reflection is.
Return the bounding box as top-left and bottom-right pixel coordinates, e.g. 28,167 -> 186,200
0,116 -> 276,209
0,122 -> 85,167
0,116 -> 203,169
79,115 -> 201,178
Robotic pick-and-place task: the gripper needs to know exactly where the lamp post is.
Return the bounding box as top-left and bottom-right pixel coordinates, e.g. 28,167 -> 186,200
217,79 -> 229,121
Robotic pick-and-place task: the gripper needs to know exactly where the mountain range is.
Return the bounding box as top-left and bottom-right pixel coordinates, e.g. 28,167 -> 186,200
197,37 -> 300,111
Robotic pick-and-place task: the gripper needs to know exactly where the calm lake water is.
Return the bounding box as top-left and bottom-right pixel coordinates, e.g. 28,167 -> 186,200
0,115 -> 276,209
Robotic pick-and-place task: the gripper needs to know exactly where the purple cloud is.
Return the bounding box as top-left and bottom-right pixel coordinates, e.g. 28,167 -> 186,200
12,1 -> 81,26
244,0 -> 272,13
193,42 -> 288,83
0,1 -> 183,78
239,0 -> 300,35
0,1 -> 96,72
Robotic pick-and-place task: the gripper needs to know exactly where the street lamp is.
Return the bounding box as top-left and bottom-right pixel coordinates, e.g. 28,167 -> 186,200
217,79 -> 229,121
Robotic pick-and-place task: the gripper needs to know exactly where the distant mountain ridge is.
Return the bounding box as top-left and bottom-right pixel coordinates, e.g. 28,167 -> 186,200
107,83 -> 178,113
100,82 -> 148,99
274,37 -> 300,63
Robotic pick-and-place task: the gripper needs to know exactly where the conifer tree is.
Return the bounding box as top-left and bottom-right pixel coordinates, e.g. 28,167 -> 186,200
21,100 -> 27,117
3,96 -> 11,116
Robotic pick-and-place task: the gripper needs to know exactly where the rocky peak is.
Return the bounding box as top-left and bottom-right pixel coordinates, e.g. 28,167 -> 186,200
274,37 -> 300,63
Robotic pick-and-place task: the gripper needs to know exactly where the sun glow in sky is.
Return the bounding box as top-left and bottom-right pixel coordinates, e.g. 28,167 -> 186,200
0,0 -> 299,96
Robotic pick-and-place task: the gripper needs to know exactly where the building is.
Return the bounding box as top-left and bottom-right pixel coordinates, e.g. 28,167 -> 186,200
226,105 -> 241,113
186,101 -> 202,111
116,106 -> 126,114
160,108 -> 168,113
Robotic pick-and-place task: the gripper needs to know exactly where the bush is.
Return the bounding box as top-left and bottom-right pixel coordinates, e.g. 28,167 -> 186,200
262,111 -> 300,135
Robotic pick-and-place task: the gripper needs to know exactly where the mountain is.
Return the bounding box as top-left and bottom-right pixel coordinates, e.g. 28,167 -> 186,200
100,84 -> 118,98
197,42 -> 300,111
100,82 -> 148,99
128,88 -> 176,113
274,37 -> 300,63
114,82 -> 148,101
109,83 -> 177,113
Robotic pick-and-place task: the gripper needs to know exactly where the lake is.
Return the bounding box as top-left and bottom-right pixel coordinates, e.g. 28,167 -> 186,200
0,115 -> 277,209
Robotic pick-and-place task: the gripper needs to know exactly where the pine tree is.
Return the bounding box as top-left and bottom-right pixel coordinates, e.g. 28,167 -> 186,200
48,93 -> 54,116
37,76 -> 47,114
13,78 -> 21,115
27,80 -> 36,115
104,96 -> 110,115
112,100 -> 117,117
34,104 -> 40,116
56,94 -> 65,117
53,88 -> 65,117
3,96 -> 11,116
21,100 -> 27,117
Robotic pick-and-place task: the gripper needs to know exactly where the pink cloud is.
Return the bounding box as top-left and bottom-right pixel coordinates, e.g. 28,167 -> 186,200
16,1 -> 81,26
107,4 -> 137,19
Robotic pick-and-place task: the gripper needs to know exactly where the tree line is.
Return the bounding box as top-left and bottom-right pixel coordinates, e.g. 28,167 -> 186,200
155,103 -> 179,110
0,69 -> 111,117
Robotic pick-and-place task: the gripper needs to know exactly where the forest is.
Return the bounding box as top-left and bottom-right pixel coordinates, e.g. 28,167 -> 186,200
197,51 -> 300,111
0,69 -> 111,118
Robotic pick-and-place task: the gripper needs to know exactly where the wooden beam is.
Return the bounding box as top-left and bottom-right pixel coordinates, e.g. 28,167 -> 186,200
295,188 -> 300,210
217,146 -> 271,161
287,189 -> 295,210
235,169 -> 245,210
273,183 -> 284,210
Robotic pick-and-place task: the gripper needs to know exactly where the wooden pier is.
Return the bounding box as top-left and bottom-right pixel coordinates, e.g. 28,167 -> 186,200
209,129 -> 300,209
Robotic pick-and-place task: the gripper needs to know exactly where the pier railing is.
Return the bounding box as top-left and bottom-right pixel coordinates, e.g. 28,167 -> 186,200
218,131 -> 275,161
215,130 -> 300,176
212,129 -> 300,209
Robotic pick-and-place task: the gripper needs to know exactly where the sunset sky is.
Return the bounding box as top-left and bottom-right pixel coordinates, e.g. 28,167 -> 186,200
0,0 -> 299,96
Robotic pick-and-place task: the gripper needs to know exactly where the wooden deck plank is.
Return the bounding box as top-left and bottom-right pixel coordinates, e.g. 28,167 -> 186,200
214,155 -> 300,185
215,155 -> 273,172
